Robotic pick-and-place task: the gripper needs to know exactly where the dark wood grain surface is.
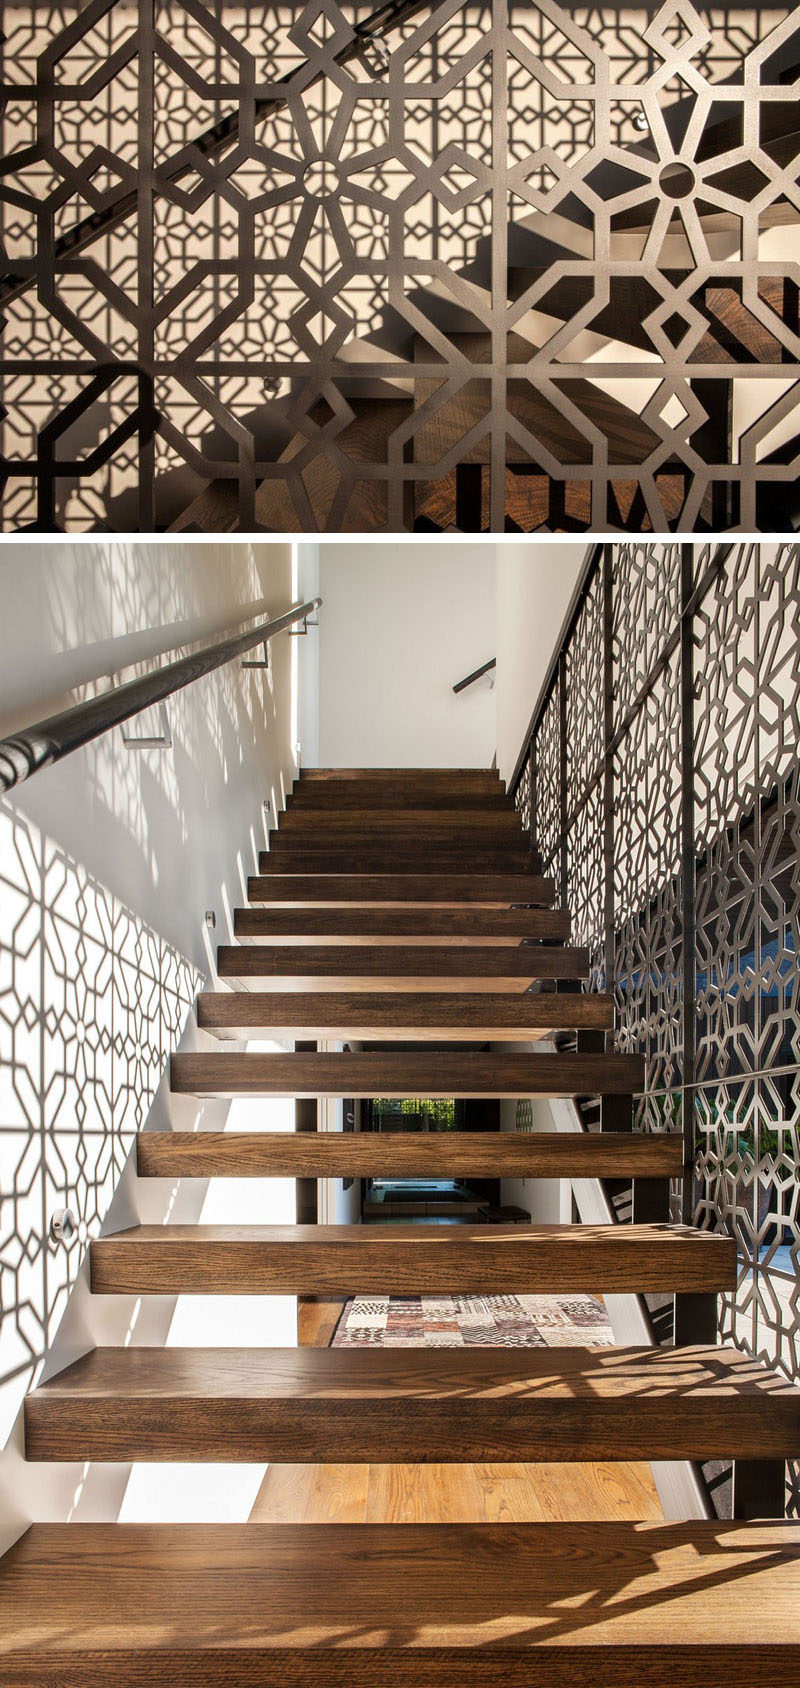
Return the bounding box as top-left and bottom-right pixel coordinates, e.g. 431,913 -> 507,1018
246,872 -> 556,904
277,809 -> 523,834
232,905 -> 571,942
288,786 -> 513,811
90,1222 -> 735,1296
3,1520 -> 800,1684
169,1050 -> 644,1097
195,988 -> 612,1039
257,847 -> 537,873
136,1128 -> 683,1180
216,942 -> 588,982
294,769 -> 504,785
25,1343 -> 800,1464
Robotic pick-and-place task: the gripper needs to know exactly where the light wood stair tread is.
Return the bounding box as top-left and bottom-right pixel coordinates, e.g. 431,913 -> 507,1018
3,1520 -> 800,1683
232,907 -> 571,942
216,941 -> 587,983
195,988 -> 612,1039
24,1344 -> 800,1464
246,872 -> 556,904
136,1128 -> 683,1179
89,1222 -> 736,1296
169,1050 -> 644,1097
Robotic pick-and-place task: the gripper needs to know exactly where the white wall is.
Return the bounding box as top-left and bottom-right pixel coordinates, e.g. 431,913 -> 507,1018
0,543 -> 301,1546
499,1081 -> 572,1225
0,542 -> 296,967
494,545 -> 587,786
297,543 -> 321,769
316,545 -> 497,769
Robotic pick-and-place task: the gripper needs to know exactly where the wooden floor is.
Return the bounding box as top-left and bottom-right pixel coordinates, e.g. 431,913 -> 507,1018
249,1297 -> 663,1525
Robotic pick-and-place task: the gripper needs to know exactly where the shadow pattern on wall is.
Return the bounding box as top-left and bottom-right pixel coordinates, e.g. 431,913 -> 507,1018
0,0 -> 799,532
513,539 -> 800,1511
0,801 -> 200,1444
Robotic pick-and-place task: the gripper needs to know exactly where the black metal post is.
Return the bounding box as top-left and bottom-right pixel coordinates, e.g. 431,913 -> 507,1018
732,1460 -> 786,1519
674,1292 -> 718,1345
558,649 -> 568,912
632,1176 -> 671,1223
680,544 -> 698,1229
602,543 -> 616,1021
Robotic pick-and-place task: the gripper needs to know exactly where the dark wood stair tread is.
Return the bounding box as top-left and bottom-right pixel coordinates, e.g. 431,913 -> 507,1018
169,1050 -> 644,1097
289,786 -> 513,810
173,400 -> 413,534
216,941 -> 587,983
90,1222 -> 736,1296
195,988 -> 612,1040
258,848 -> 538,872
256,398 -> 412,533
25,1344 -> 800,1463
137,1128 -> 683,1180
412,331 -> 661,467
246,872 -> 556,905
5,1518 -> 799,1684
278,809 -> 523,833
296,768 -> 501,783
233,906 -> 571,942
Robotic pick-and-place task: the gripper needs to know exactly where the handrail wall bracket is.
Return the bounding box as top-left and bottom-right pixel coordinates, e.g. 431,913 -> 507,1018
0,597 -> 322,797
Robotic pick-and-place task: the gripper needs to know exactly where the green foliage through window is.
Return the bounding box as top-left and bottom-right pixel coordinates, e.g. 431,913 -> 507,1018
373,1098 -> 456,1130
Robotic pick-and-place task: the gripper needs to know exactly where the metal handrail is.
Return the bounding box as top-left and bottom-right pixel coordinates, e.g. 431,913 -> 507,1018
452,658 -> 496,694
0,596 -> 322,795
508,543 -> 601,801
508,540 -> 735,814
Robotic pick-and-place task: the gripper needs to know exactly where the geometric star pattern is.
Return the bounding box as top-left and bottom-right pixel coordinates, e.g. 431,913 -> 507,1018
514,540 -> 800,1511
0,0 -> 799,530
0,801 -> 199,1446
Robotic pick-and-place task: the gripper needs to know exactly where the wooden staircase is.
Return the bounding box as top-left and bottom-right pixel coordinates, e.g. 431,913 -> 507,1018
3,766 -> 800,1682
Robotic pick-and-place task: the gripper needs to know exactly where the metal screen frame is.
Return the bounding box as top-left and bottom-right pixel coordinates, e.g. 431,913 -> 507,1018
511,538 -> 800,1507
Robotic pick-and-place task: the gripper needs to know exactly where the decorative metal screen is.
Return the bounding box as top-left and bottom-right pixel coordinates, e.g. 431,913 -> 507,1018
513,540 -> 800,1509
1,0 -> 799,532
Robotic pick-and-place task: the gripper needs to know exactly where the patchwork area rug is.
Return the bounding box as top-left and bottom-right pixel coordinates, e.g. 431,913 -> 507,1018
332,1293 -> 614,1348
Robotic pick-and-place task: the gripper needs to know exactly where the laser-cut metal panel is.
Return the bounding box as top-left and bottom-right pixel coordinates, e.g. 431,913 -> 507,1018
1,0 -> 799,531
513,541 -> 800,1512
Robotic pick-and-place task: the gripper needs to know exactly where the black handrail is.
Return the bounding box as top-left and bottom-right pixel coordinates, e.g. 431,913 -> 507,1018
452,658 -> 496,694
508,544 -> 602,801
0,597 -> 322,795
508,540 -> 735,812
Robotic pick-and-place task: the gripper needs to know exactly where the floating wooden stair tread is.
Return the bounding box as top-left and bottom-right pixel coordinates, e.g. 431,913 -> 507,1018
4,1519 -> 800,1685
169,1050 -> 643,1097
296,768 -> 503,786
216,941 -> 586,985
258,848 -> 537,873
25,1344 -> 800,1464
278,809 -> 523,833
10,758 -> 800,1666
288,786 -> 514,809
137,1128 -> 683,1180
232,906 -> 571,943
246,872 -> 556,905
195,989 -> 612,1040
412,330 -> 661,467
90,1222 -> 735,1296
